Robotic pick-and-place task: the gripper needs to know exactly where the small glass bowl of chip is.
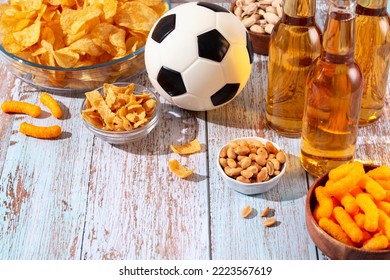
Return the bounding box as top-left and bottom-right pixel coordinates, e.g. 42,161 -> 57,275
216,137 -> 287,195
0,0 -> 171,94
80,82 -> 161,145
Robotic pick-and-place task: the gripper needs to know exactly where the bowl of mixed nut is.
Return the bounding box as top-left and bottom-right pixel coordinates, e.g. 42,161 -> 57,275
217,137 -> 287,195
231,0 -> 284,55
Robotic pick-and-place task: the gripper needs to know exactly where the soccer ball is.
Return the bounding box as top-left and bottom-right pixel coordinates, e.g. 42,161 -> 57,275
144,1 -> 253,111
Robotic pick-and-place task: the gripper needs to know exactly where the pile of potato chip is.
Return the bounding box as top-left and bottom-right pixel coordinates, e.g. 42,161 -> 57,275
82,83 -> 157,131
313,162 -> 390,250
0,0 -> 168,68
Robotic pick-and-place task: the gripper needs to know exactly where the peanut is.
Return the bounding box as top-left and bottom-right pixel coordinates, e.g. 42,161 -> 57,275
233,0 -> 284,34
219,139 -> 286,183
263,217 -> 277,227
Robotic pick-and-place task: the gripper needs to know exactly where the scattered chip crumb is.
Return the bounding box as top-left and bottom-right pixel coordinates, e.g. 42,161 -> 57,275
170,139 -> 201,155
168,159 -> 194,179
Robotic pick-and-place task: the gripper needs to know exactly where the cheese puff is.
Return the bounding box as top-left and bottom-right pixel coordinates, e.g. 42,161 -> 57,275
376,180 -> 390,191
315,186 -> 333,219
318,217 -> 354,246
366,166 -> 390,181
361,230 -> 373,244
335,192 -> 360,216
40,93 -> 63,119
362,235 -> 389,250
356,193 -> 379,232
350,185 -> 363,197
357,175 -> 386,201
19,122 -> 62,139
328,161 -> 363,181
1,101 -> 41,117
333,206 -> 363,243
385,191 -> 390,203
377,201 -> 390,215
377,209 -> 390,240
353,213 -> 365,229
324,164 -> 365,198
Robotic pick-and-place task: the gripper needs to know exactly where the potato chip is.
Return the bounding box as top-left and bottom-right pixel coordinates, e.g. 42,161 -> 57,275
0,0 -> 168,68
91,23 -> 126,57
82,83 -> 156,131
168,159 -> 195,179
170,139 -> 202,155
12,19 -> 41,48
114,2 -> 159,33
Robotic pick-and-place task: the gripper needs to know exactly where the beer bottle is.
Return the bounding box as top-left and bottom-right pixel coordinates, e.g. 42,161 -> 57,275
266,0 -> 322,138
355,0 -> 390,126
300,0 -> 364,177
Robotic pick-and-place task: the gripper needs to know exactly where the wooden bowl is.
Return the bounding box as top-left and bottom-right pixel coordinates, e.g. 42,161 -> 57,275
305,163 -> 390,260
230,2 -> 270,56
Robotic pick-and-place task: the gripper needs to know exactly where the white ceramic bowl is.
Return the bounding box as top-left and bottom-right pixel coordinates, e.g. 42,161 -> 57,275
81,82 -> 161,145
217,137 -> 287,195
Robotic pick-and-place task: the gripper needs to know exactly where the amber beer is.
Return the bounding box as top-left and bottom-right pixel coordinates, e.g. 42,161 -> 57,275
300,0 -> 363,177
355,0 -> 390,126
266,0 -> 322,138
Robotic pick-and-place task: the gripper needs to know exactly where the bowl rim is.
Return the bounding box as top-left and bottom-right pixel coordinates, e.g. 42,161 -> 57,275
80,82 -> 161,137
216,136 -> 286,187
0,0 -> 172,72
0,44 -> 144,72
306,163 -> 390,254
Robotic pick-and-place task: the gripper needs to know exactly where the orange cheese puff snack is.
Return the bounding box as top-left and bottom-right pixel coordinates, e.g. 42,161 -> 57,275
376,180 -> 390,191
19,122 -> 62,139
362,235 -> 389,250
377,209 -> 390,240
377,201 -> 390,215
324,163 -> 365,197
366,166 -> 390,181
350,185 -> 363,197
360,230 -> 373,244
40,93 -> 63,119
336,192 -> 360,216
328,161 -> 363,182
357,175 -> 386,201
318,217 -> 354,246
384,191 -> 390,203
333,206 -> 363,243
354,213 -> 366,229
315,186 -> 333,219
1,101 -> 41,117
356,193 -> 379,232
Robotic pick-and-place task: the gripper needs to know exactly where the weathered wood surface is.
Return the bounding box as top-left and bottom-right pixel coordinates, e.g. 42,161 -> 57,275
0,0 -> 389,260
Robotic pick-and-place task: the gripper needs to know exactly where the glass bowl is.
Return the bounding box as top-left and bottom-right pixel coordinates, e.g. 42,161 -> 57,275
217,137 -> 287,195
80,83 -> 161,144
0,0 -> 171,93
0,44 -> 145,93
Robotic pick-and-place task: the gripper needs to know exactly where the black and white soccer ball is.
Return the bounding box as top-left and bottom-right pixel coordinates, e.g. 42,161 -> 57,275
145,1 -> 253,111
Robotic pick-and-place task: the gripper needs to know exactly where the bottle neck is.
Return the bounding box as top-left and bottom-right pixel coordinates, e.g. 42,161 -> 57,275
283,0 -> 317,18
356,0 -> 387,16
322,0 -> 357,60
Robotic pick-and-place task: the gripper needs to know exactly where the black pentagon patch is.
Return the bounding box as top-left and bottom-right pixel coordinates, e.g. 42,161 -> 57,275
157,67 -> 187,97
246,32 -> 254,64
151,14 -> 176,43
197,2 -> 229,13
210,84 -> 240,106
198,30 -> 230,62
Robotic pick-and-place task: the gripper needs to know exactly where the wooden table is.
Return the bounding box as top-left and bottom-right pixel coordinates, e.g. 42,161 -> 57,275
0,0 -> 389,260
